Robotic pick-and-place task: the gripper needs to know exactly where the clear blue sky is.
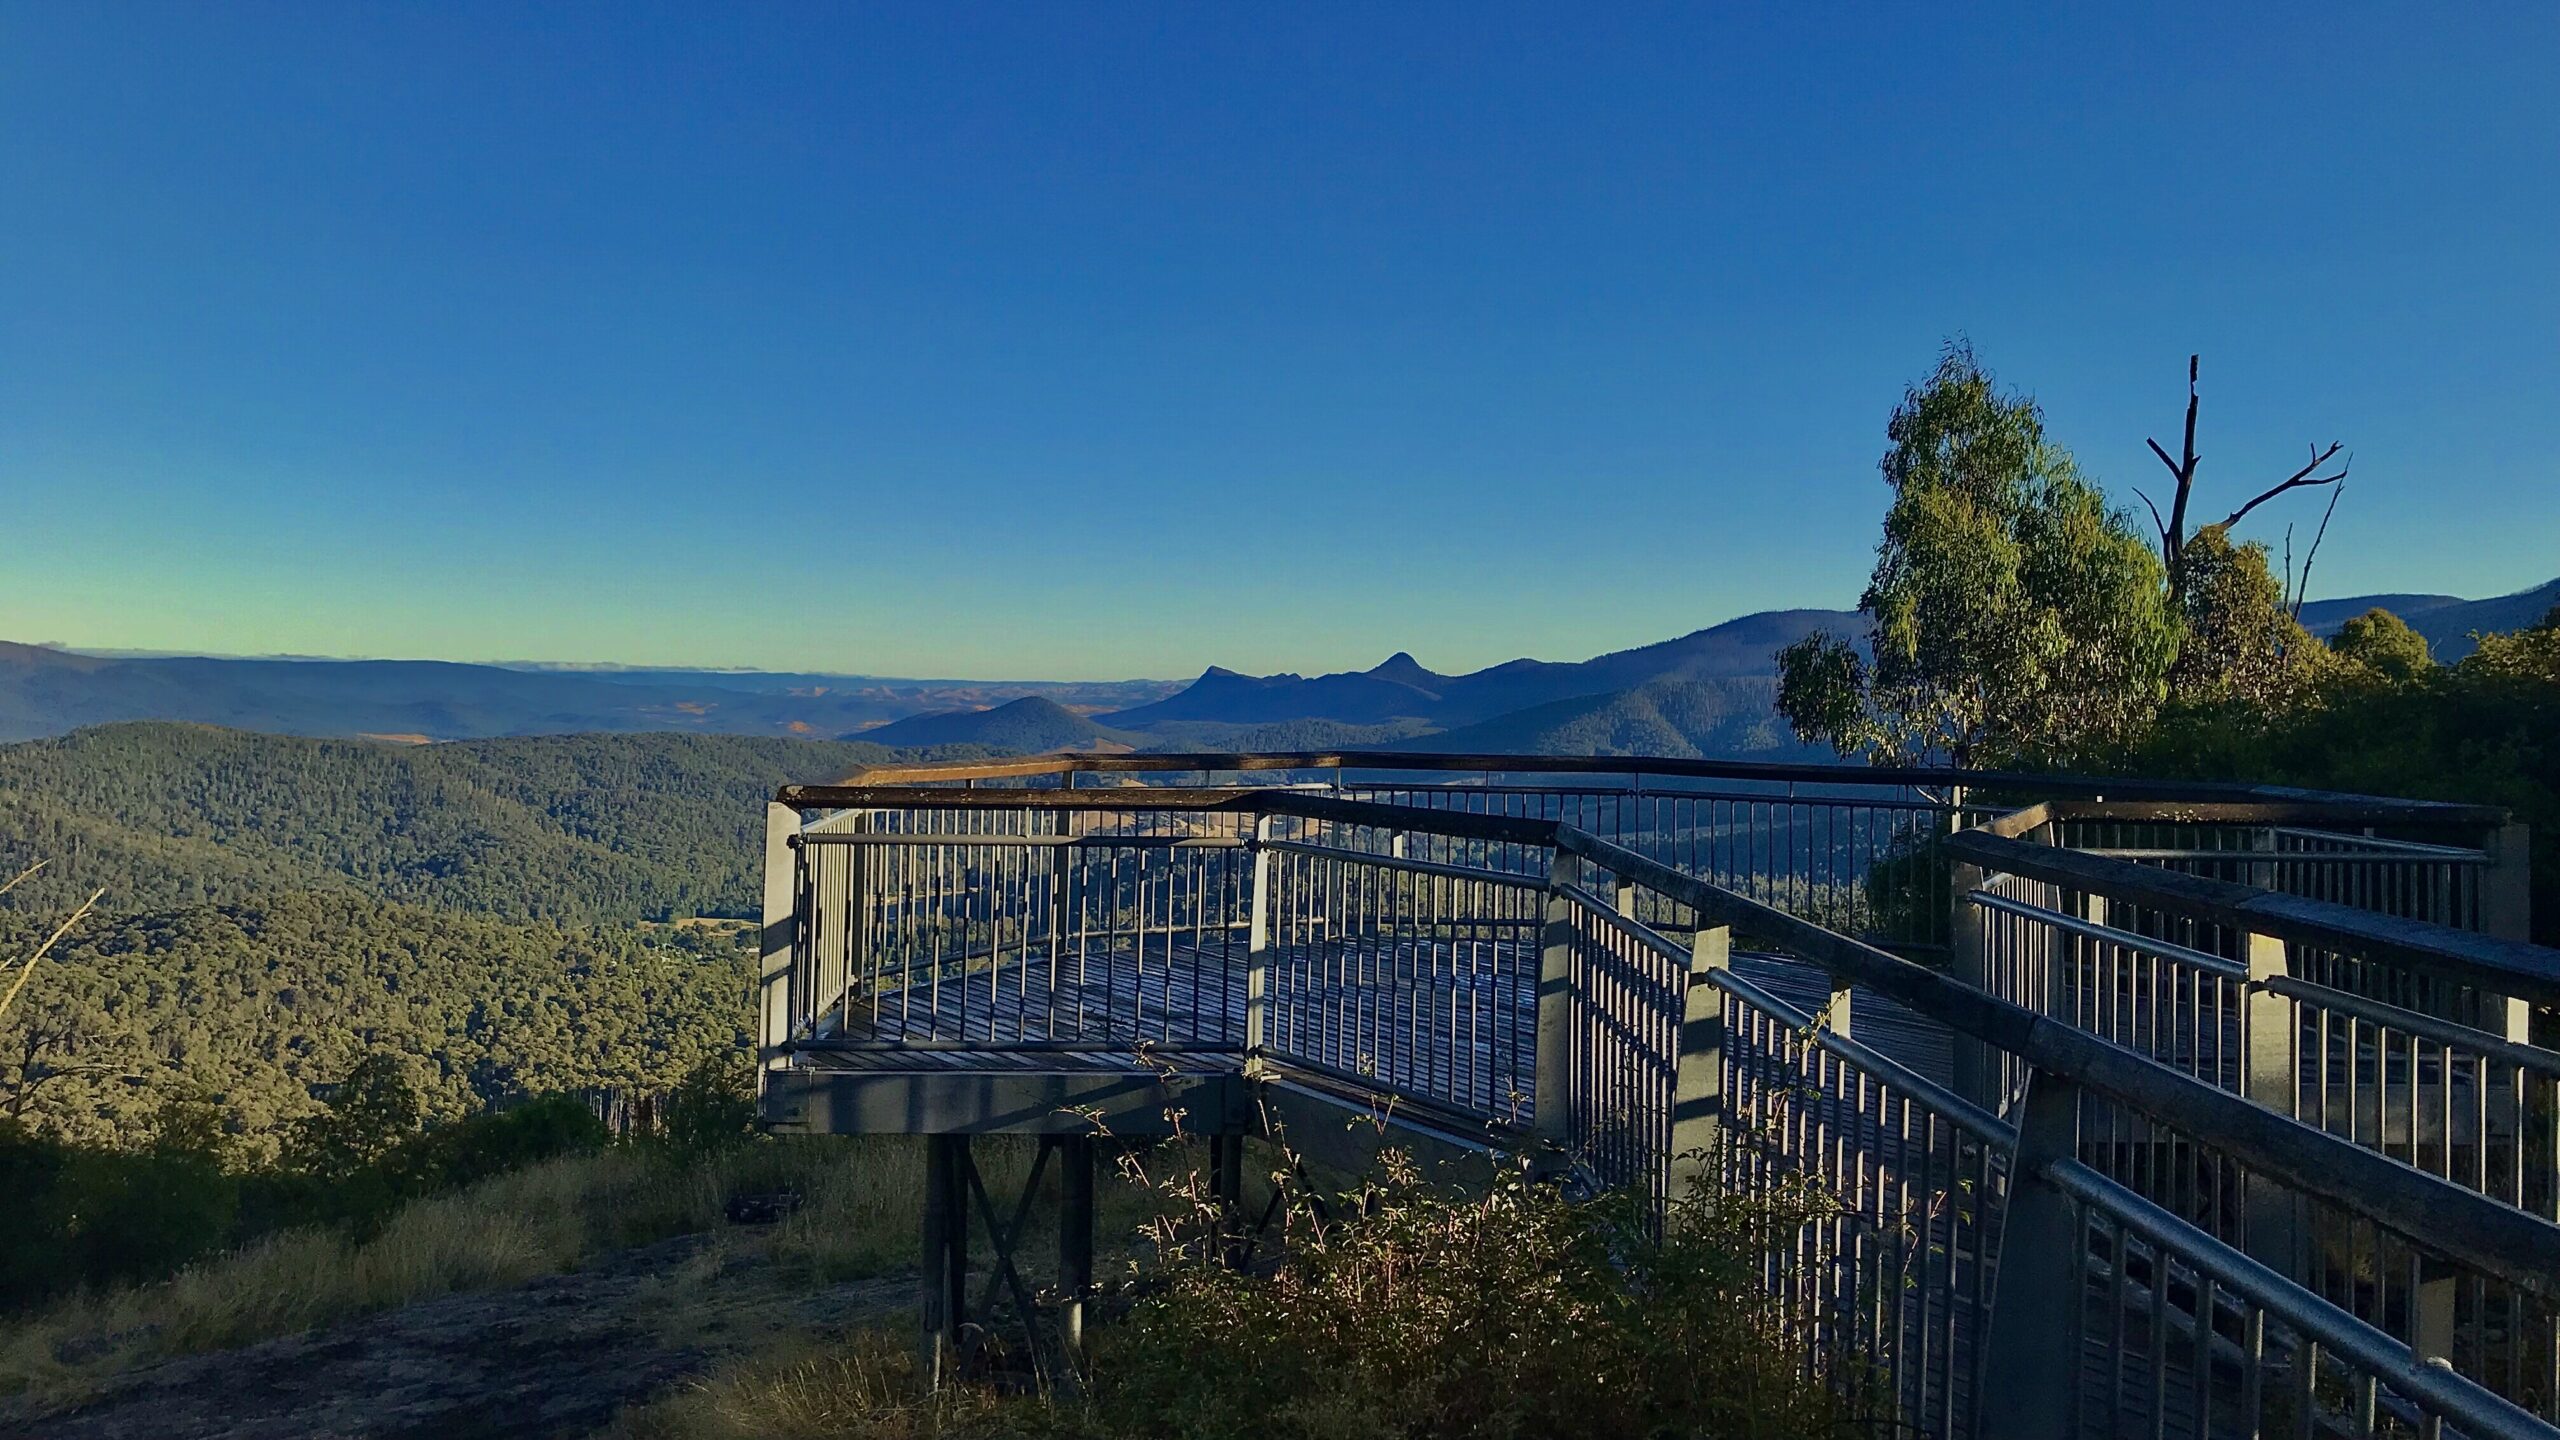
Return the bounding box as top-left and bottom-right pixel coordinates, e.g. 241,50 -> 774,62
4,5 -> 2554,680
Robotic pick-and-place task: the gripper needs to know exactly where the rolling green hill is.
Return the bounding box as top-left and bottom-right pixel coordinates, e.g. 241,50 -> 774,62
0,723 -> 972,922
0,891 -> 752,1147
0,724 -> 988,1147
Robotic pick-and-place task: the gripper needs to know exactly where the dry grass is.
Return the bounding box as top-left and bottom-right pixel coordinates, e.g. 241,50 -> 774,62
609,1331 -> 1035,1440
0,1137 -> 975,1406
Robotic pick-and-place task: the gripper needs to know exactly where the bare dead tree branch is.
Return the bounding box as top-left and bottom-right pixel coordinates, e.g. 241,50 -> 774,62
0,888 -> 102,1026
2147,356 -> 2353,620
2132,487 -> 2170,550
2290,483 -> 2345,627
2220,441 -> 2349,533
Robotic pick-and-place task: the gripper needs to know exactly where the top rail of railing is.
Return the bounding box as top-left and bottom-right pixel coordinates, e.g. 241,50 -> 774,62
1947,826 -> 2560,1006
808,748 -> 2510,824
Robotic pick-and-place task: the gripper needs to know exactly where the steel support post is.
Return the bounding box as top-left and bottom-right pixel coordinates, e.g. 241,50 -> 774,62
1535,850 -> 1582,1162
2482,822 -> 2539,1043
1948,856 -> 1990,1110
1058,1135 -> 1095,1370
1209,1131 -> 1246,1268
2241,930 -> 2305,1284
1245,816 -> 1273,1076
1667,923 -> 1731,1212
920,1134 -> 970,1392
759,802 -> 800,1093
1979,1072 -> 2085,1440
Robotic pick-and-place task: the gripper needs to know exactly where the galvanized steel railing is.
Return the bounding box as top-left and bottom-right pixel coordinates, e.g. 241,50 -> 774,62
764,751 -> 2555,1439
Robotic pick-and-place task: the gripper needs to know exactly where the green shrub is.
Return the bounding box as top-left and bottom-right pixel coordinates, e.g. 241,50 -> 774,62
661,1052 -> 756,1153
1086,1157 -> 1852,1440
399,1094 -> 610,1192
618,1147 -> 1856,1440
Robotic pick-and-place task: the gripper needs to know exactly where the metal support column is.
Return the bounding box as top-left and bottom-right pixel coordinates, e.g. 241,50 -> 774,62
920,1133 -> 970,1392
1244,816 -> 1273,1077
1058,1135 -> 1095,1372
1949,855 -> 1990,1110
1534,850 -> 1582,1162
1667,923 -> 1731,1211
1210,1131 -> 1246,1268
759,802 -> 800,1092
2482,822 -> 2541,1044
1979,1071 -> 2085,1440
2241,930 -> 2305,1284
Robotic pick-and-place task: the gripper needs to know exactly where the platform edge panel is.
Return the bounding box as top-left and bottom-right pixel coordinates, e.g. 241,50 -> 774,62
1252,1072 -> 1525,1180
762,1065 -> 1249,1136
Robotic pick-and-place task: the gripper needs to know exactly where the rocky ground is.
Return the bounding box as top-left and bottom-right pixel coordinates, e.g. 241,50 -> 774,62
2,1236 -> 909,1440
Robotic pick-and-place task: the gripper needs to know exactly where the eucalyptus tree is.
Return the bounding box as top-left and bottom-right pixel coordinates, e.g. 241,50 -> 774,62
1776,344 -> 2178,769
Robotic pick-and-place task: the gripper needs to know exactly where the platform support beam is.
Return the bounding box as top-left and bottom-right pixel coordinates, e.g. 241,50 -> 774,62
1245,816 -> 1273,1076
920,1134 -> 969,1392
1210,1130 -> 1247,1268
759,802 -> 800,1091
1058,1135 -> 1095,1370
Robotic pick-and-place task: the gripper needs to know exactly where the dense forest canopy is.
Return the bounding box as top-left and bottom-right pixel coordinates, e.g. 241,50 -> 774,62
0,894 -> 751,1149
0,724 -> 982,922
0,724 -> 984,1151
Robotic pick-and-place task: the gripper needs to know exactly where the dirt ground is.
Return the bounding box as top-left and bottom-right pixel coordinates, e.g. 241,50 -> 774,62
3,1235 -> 909,1440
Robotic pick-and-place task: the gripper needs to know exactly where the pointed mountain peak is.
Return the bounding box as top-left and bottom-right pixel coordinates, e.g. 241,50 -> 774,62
1368,651 -> 1437,684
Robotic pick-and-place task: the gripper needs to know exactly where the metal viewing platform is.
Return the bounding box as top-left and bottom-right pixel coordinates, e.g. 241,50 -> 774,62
758,750 -> 2560,1438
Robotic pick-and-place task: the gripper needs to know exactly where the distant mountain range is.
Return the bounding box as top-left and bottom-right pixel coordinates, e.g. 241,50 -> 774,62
5,575 -> 2548,756
1096,609 -> 1845,732
2295,577 -> 2560,661
0,643 -> 1174,744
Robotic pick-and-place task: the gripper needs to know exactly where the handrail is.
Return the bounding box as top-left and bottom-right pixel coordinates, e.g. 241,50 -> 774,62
1948,828 -> 2560,1006
820,748 -> 2508,822
1968,889 -> 2249,979
1552,881 -> 1695,968
1549,825 -> 2560,1293
2037,1158 -> 2558,1440
1710,965 -> 2014,1146
1263,838 -> 1538,890
791,831 -> 1249,850
2267,826 -> 2489,859
2264,974 -> 2560,1078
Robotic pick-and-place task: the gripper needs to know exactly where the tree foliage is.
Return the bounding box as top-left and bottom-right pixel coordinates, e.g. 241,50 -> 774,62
2167,527 -> 2331,707
0,892 -> 752,1149
0,723 -> 974,923
1776,344 -> 2177,767
2328,606 -> 2436,683
2127,606 -> 2560,945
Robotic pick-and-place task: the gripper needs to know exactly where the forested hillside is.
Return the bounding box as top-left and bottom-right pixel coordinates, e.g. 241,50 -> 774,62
0,724 -> 986,1146
0,724 -> 973,922
0,894 -> 751,1148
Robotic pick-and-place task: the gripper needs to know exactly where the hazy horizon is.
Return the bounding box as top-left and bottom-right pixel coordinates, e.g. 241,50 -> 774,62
24,564 -> 2552,686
